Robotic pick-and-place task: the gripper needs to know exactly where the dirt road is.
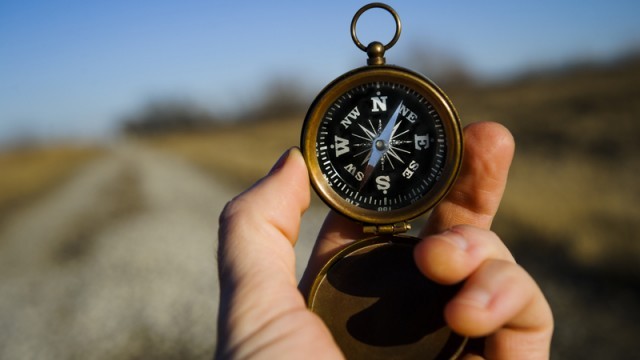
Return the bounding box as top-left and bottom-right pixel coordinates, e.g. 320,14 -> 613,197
0,143 -> 325,359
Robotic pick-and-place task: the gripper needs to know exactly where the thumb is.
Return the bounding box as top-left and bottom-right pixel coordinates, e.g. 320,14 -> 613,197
217,147 -> 311,349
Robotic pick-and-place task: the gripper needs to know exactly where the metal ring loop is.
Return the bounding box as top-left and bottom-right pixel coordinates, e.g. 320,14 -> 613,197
351,3 -> 402,52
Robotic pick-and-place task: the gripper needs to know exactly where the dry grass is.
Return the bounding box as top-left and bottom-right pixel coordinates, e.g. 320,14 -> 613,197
448,59 -> 640,272
0,144 -> 102,220
142,118 -> 302,187
500,152 -> 640,268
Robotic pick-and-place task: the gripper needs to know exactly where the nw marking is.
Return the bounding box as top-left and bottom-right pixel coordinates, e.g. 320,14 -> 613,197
340,106 -> 361,129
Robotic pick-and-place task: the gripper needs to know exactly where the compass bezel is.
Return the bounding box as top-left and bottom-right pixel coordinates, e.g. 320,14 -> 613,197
301,65 -> 463,225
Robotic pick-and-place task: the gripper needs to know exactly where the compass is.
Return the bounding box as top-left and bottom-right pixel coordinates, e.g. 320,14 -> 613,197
302,67 -> 462,226
301,3 -> 466,359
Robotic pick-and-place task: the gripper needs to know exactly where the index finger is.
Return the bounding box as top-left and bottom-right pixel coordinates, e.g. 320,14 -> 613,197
421,121 -> 515,236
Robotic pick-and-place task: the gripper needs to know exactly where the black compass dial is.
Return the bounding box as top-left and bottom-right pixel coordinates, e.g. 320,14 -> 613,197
302,66 -> 462,224
316,81 -> 446,212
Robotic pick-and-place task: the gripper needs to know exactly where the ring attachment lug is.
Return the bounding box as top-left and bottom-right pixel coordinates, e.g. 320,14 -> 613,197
366,41 -> 386,65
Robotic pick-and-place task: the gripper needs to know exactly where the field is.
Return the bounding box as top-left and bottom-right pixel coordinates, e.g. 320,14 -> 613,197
0,144 -> 102,222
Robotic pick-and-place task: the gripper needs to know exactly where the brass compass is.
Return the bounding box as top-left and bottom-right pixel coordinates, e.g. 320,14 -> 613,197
301,3 -> 466,359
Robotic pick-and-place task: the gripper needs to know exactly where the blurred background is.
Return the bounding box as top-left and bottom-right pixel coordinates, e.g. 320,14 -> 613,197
1,1 -> 639,358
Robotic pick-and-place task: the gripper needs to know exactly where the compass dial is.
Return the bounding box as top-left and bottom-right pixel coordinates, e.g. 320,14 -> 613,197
319,82 -> 443,210
302,66 -> 462,225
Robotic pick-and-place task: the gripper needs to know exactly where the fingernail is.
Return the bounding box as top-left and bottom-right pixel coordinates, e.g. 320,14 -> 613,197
269,148 -> 292,175
442,229 -> 468,251
457,286 -> 492,309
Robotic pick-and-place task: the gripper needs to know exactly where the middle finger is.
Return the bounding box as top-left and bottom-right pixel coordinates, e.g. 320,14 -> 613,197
414,224 -> 515,285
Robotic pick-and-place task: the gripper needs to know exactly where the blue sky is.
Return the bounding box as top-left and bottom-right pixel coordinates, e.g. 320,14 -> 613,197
1,0 -> 639,143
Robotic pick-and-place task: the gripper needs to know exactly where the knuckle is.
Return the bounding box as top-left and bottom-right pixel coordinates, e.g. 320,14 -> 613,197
219,194 -> 251,228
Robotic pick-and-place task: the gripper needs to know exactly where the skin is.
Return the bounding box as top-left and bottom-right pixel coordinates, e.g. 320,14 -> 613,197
216,122 -> 554,359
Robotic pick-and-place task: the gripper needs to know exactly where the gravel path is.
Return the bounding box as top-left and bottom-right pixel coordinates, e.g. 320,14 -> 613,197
0,143 -> 326,359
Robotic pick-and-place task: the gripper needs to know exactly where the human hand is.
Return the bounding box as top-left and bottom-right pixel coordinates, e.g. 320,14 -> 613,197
216,122 -> 553,359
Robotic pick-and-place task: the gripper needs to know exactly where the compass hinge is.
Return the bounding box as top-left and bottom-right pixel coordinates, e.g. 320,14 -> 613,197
363,222 -> 411,235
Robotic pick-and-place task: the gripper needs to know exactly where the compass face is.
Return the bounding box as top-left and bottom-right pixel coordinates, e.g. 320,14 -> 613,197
302,66 -> 462,224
